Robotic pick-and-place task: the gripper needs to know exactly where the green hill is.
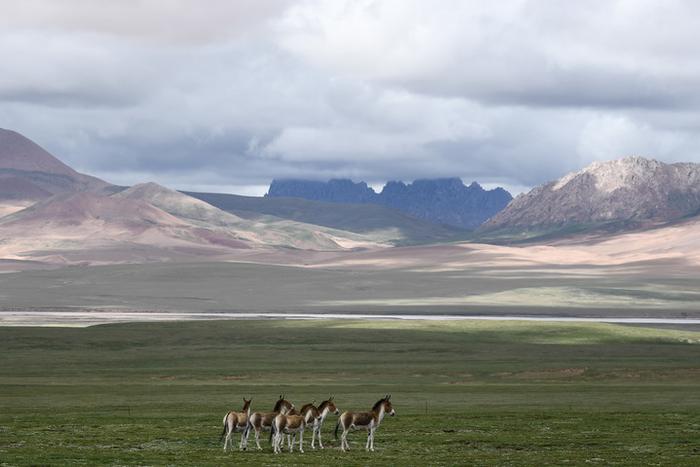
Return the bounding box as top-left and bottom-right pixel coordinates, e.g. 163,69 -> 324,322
184,191 -> 469,245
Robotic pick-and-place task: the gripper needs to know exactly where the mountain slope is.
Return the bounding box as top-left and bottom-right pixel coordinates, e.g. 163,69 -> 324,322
0,130 -> 390,266
0,128 -> 110,200
185,191 -> 469,245
0,191 -> 187,229
0,191 -> 254,265
117,182 -> 391,249
266,178 -> 512,229
115,182 -> 247,227
0,182 -> 388,266
482,157 -> 700,238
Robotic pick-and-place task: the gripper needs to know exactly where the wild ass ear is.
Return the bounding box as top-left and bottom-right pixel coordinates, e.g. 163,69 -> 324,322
388,394 -> 392,400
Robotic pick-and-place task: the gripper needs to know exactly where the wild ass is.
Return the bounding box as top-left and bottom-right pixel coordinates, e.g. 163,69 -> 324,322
270,408 -> 308,454
298,396 -> 339,449
220,398 -> 252,452
242,395 -> 294,450
335,395 -> 395,452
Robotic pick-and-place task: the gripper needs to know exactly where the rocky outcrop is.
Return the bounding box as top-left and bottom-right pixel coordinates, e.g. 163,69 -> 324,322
267,178 -> 512,229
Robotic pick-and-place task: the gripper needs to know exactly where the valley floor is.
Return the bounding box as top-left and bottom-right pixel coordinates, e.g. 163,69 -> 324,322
2,260 -> 700,320
1,319 -> 699,466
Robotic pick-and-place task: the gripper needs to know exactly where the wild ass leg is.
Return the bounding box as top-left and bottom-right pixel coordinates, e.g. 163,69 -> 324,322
273,430 -> 281,454
299,430 -> 304,453
225,431 -> 232,452
341,428 -> 349,451
223,423 -> 232,452
314,420 -> 321,449
369,427 -> 376,451
317,422 -> 324,449
254,427 -> 262,450
365,427 -> 371,451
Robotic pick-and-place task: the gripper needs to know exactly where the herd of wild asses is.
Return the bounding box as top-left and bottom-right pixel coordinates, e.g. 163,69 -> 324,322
221,395 -> 395,453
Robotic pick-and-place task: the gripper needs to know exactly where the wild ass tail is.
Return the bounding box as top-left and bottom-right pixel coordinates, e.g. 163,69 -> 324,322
269,419 -> 276,443
243,419 -> 251,439
219,416 -> 228,442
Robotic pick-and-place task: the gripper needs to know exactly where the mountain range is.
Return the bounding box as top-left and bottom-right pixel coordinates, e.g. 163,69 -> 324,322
0,129 -> 403,267
4,127 -> 700,270
267,178 -> 512,229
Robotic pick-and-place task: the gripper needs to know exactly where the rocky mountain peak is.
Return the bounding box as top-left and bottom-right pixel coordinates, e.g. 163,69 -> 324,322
484,156 -> 700,234
553,156 -> 665,193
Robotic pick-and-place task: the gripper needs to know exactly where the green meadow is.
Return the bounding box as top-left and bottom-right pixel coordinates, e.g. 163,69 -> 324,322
1,319 -> 699,466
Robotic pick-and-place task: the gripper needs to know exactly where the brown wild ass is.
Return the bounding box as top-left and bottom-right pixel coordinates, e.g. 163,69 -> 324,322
242,395 -> 294,450
221,398 -> 252,452
298,397 -> 339,449
270,408 -> 308,453
335,395 -> 395,452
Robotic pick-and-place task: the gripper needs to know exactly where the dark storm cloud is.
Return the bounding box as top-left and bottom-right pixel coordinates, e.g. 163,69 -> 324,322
1,0 -> 700,195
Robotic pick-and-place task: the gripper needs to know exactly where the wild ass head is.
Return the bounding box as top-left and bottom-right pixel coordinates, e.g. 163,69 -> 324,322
373,395 -> 395,417
273,394 -> 294,414
319,395 -> 339,415
242,397 -> 252,415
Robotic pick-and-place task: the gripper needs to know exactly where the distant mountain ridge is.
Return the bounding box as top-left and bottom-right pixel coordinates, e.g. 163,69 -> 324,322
267,178 -> 512,229
483,156 -> 700,237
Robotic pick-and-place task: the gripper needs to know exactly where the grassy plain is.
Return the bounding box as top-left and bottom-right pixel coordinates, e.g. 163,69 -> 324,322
1,319 -> 699,466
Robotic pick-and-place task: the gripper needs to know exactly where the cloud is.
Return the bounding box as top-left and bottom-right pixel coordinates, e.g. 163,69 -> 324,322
0,0 -> 294,44
277,0 -> 700,109
1,0 -> 700,196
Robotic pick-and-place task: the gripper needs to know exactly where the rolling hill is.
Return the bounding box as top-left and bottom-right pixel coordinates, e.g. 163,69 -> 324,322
0,130 -> 397,267
184,191 -> 469,245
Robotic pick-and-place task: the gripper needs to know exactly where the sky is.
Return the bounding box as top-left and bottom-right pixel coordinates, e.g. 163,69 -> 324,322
1,0 -> 700,196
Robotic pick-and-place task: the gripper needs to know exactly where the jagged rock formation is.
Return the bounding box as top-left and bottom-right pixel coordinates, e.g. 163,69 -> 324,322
484,156 -> 700,233
267,178 -> 512,229
267,179 -> 377,204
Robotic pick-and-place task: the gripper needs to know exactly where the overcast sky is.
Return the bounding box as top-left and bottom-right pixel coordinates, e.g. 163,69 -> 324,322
1,0 -> 700,196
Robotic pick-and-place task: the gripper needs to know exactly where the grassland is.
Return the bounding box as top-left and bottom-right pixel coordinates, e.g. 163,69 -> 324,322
1,319 -> 699,466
